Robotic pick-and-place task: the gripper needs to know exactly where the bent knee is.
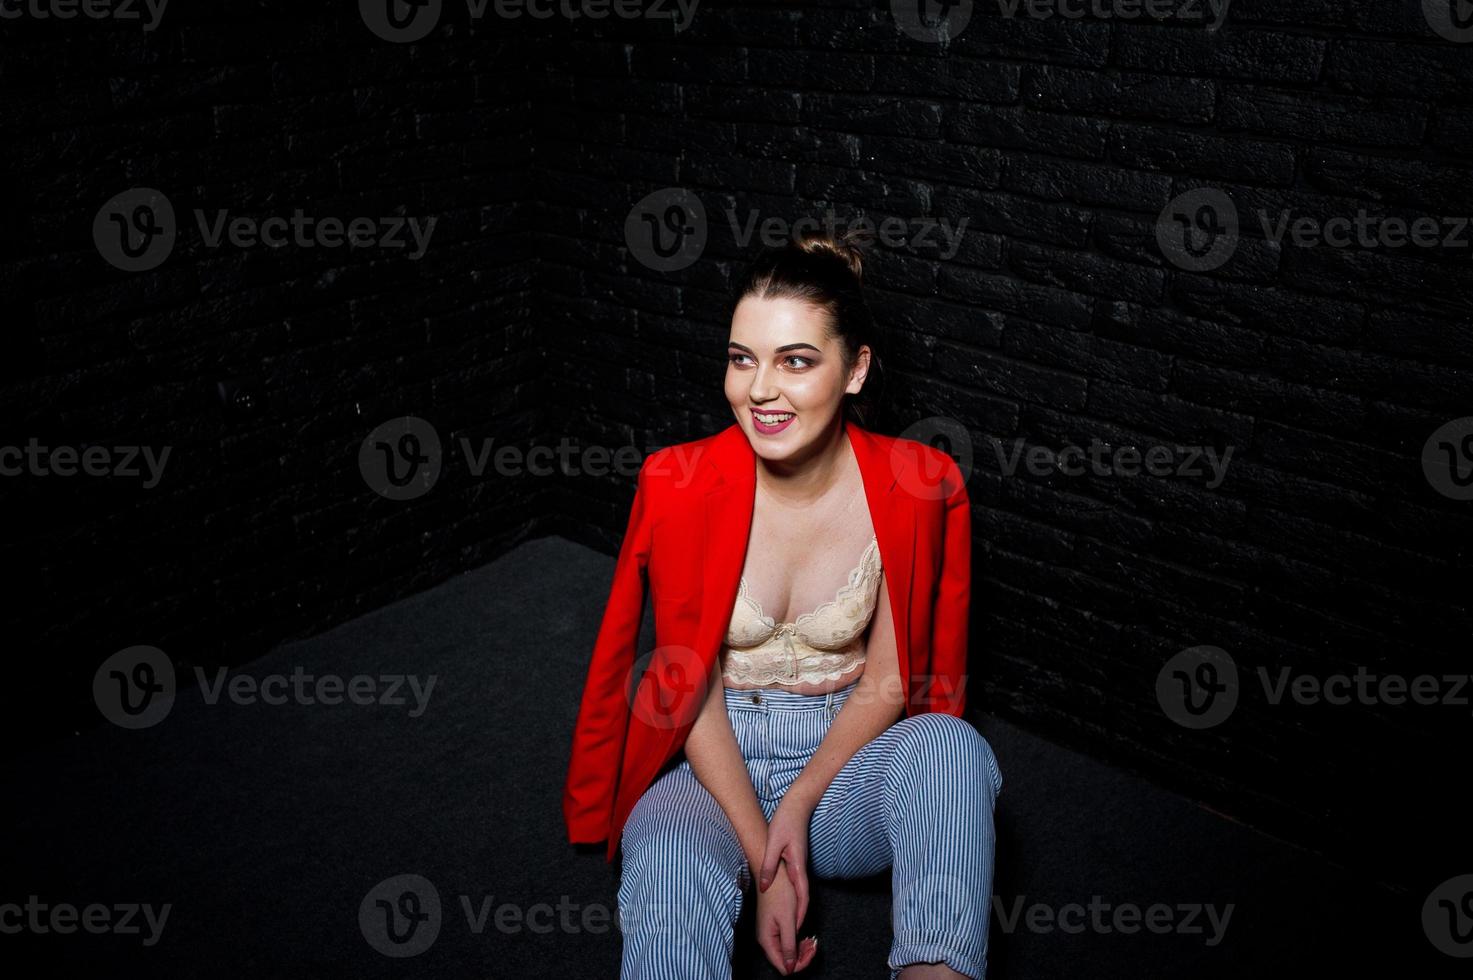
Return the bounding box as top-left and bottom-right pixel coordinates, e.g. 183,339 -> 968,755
621,815 -> 744,874
895,712 -> 1004,799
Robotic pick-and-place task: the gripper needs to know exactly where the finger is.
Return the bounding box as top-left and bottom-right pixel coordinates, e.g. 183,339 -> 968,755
779,906 -> 798,975
758,915 -> 786,975
795,869 -> 809,930
785,852 -> 808,925
759,842 -> 784,893
796,934 -> 818,971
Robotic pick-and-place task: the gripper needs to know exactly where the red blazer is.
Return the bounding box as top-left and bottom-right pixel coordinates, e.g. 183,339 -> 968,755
562,418 -> 974,863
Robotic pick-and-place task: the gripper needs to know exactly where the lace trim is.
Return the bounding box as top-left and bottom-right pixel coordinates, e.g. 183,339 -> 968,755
723,534 -> 882,685
722,649 -> 866,687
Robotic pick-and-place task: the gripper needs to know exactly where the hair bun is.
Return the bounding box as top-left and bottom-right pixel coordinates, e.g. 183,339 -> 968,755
792,225 -> 873,285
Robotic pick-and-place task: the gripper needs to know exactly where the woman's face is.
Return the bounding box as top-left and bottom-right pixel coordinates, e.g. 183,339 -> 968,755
725,294 -> 869,458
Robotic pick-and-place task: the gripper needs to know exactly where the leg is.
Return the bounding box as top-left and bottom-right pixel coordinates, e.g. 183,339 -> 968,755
617,760 -> 751,980
808,712 -> 1003,980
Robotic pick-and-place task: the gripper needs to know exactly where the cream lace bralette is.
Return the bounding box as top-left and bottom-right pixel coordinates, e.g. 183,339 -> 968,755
722,534 -> 883,686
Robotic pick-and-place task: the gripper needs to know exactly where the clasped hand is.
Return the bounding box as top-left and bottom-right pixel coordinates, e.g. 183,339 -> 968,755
754,796 -> 818,975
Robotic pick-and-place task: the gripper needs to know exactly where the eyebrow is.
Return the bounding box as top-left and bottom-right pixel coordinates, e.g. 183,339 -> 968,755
727,342 -> 823,354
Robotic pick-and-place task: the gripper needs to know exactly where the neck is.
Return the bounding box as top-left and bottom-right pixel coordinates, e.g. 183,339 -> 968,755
753,418 -> 852,508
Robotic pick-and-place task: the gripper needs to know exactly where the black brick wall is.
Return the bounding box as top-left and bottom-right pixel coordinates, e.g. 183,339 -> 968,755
536,1 -> 1472,896
3,4 -> 540,751
4,0 -> 1469,900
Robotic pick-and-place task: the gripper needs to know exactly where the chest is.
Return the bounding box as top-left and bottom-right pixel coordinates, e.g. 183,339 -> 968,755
735,490 -> 878,626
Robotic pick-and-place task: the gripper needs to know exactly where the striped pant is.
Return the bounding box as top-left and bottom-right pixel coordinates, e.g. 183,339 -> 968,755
616,678 -> 1003,979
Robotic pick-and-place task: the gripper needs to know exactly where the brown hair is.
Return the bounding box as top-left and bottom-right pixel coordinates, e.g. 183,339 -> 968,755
731,224 -> 888,430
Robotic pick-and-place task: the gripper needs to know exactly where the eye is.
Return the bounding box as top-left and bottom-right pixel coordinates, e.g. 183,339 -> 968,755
727,352 -> 753,366
783,355 -> 814,369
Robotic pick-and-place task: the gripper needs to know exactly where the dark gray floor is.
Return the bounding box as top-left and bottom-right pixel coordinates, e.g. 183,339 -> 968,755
4,534 -> 1441,976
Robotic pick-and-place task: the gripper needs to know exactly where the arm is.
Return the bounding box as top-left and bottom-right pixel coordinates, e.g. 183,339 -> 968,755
682,655 -> 770,873
783,571 -> 905,812
928,454 -> 971,716
563,456 -> 656,845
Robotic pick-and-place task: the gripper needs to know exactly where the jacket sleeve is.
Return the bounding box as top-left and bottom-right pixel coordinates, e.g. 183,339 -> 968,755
563,456 -> 656,845
928,454 -> 971,717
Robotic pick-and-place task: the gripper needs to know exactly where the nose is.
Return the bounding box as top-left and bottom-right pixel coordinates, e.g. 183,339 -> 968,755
749,361 -> 780,402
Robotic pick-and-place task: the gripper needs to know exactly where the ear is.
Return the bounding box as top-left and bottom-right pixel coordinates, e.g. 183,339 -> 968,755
845,345 -> 872,395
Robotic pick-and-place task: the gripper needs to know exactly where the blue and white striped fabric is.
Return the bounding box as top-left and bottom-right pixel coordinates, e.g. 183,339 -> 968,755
617,678 -> 1003,979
